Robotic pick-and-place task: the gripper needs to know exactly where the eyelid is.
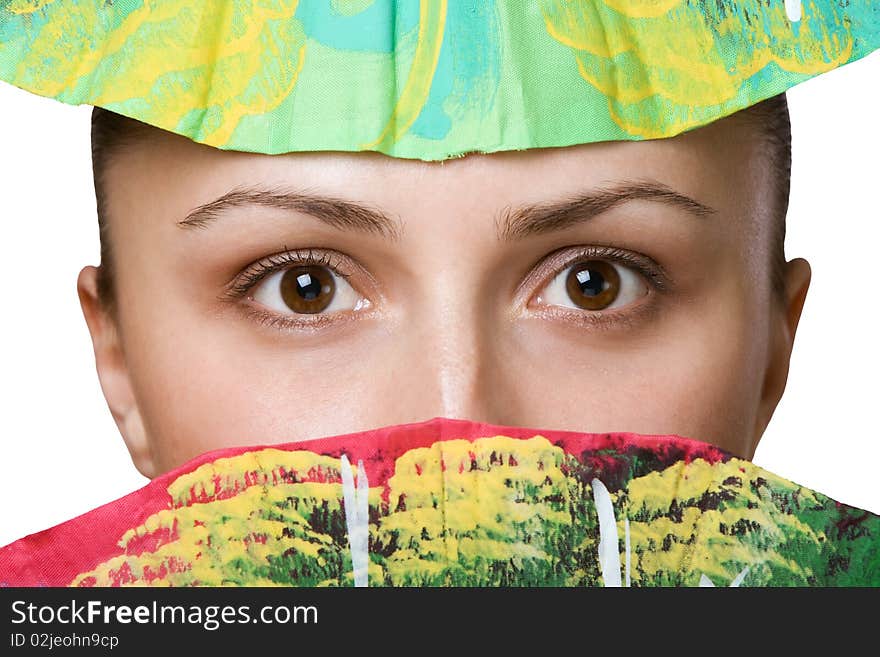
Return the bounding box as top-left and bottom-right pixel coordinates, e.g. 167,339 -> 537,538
219,246 -> 382,333
518,244 -> 674,308
222,247 -> 359,300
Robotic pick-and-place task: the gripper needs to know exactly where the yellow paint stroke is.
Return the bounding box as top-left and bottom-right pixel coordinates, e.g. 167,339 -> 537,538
167,448 -> 345,508
541,0 -> 856,138
6,0 -> 56,14
360,0 -> 447,151
72,481 -> 357,586
10,1 -> 305,148
376,435 -> 577,584
621,458 -> 823,585
602,0 -> 681,19
71,443 -> 388,586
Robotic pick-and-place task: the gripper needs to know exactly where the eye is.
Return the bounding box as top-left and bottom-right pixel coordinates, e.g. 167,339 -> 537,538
535,258 -> 649,312
249,263 -> 367,316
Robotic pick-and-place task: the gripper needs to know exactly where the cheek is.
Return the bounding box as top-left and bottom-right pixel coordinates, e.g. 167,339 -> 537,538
634,309 -> 767,455
122,311 -> 397,473
513,287 -> 769,457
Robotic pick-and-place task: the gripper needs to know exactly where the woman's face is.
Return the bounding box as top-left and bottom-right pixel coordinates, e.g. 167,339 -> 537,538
78,112 -> 810,478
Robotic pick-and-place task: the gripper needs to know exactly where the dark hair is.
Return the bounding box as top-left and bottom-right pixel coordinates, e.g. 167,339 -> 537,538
734,92 -> 792,305
90,95 -> 792,314
90,108 -> 155,320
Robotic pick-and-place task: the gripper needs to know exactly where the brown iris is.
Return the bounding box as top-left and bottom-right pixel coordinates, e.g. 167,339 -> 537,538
278,265 -> 336,314
565,260 -> 620,310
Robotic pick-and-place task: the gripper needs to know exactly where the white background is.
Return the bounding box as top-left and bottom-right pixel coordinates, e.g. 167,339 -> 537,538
1,53 -> 878,547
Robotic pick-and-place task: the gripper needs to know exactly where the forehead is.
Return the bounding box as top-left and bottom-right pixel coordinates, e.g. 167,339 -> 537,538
103,112 -> 768,242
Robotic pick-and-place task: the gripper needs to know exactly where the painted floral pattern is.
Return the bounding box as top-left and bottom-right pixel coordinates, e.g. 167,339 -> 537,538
1,1 -> 877,159
1,418 -> 876,587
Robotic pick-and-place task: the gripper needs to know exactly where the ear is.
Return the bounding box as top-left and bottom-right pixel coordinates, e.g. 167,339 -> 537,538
750,257 -> 812,458
77,265 -> 157,478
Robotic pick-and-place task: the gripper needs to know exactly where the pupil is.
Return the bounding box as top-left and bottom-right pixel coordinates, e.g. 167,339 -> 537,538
565,260 -> 619,311
296,272 -> 323,300
576,268 -> 605,297
280,265 -> 335,314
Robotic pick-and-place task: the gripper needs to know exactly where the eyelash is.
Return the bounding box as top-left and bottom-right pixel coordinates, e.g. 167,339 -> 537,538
524,244 -> 672,330
225,244 -> 671,331
225,247 -> 354,299
539,244 -> 670,292
222,248 -> 360,331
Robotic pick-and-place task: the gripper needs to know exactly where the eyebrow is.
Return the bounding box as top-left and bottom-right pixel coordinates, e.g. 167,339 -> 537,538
177,179 -> 715,242
177,185 -> 403,241
496,179 -> 717,241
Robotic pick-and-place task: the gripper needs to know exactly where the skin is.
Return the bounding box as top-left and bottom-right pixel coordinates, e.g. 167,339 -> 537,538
77,111 -> 811,479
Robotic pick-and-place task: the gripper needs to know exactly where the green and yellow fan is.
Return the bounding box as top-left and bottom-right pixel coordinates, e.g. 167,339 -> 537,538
1,1 -> 877,159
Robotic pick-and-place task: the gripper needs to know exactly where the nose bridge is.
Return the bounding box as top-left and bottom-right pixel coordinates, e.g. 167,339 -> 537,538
391,174 -> 520,426
406,270 -> 510,424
